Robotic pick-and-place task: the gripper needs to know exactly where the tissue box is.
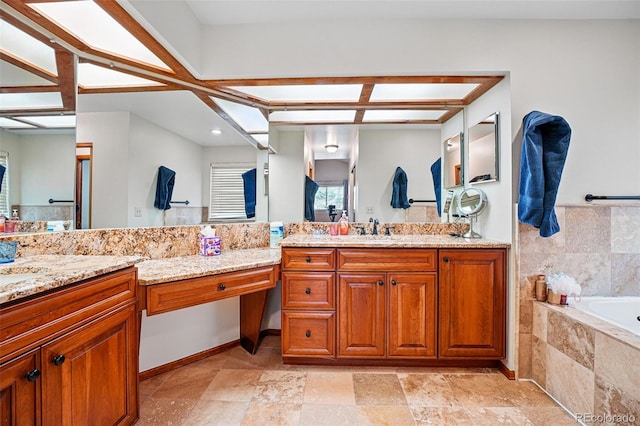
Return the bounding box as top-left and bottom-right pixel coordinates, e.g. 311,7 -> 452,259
199,236 -> 221,256
0,241 -> 18,263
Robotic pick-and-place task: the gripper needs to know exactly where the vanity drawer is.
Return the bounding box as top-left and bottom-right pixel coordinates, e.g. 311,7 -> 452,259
337,249 -> 437,272
282,311 -> 335,357
282,248 -> 335,271
282,271 -> 335,309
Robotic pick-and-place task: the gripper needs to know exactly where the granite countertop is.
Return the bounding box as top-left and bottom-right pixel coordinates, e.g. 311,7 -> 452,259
280,234 -> 511,248
0,255 -> 143,305
136,247 -> 282,285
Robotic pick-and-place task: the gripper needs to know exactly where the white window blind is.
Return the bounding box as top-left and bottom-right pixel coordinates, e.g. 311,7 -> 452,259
0,151 -> 9,217
209,164 -> 254,221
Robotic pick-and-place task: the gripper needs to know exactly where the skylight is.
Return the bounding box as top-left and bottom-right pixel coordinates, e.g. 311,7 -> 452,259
269,110 -> 357,123
78,63 -> 165,88
369,83 -> 479,101
0,92 -> 62,110
29,0 -> 170,70
362,109 -> 446,122
213,97 -> 269,133
0,20 -> 57,75
230,85 -> 363,103
0,117 -> 36,128
14,115 -> 76,128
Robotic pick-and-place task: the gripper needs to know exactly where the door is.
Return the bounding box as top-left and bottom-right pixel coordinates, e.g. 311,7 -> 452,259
41,304 -> 138,425
0,350 -> 40,426
439,249 -> 506,358
75,143 -> 92,229
337,273 -> 386,358
387,273 -> 437,358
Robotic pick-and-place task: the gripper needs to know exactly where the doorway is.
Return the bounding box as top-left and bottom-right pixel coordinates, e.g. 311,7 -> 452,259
75,143 -> 92,229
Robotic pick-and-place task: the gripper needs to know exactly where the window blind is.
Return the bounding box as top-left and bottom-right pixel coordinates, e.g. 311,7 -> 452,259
209,164 -> 254,221
0,151 -> 9,217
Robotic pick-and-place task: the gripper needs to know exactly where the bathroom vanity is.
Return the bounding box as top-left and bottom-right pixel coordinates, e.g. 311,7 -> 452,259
280,235 -> 508,366
0,256 -> 140,425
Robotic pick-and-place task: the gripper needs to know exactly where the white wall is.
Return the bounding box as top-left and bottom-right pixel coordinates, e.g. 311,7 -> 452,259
358,128 -> 441,223
269,129 -> 305,222
202,19 -> 640,201
128,114 -> 203,227
77,112 -> 130,229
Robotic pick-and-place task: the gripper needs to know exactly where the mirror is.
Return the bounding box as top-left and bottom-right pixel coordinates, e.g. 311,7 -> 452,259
456,187 -> 487,238
468,112 -> 499,184
443,132 -> 463,189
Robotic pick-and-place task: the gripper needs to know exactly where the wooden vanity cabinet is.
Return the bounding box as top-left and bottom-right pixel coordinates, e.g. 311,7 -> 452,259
337,249 -> 437,359
0,267 -> 139,425
438,249 -> 506,359
281,248 -> 336,357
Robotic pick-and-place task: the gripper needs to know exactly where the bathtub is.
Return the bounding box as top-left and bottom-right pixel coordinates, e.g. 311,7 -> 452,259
570,296 -> 640,336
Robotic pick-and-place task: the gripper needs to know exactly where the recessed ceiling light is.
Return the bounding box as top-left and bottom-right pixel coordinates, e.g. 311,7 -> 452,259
211,129 -> 222,135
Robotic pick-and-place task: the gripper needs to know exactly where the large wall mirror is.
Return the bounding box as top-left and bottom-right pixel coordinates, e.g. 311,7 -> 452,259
468,112 -> 499,184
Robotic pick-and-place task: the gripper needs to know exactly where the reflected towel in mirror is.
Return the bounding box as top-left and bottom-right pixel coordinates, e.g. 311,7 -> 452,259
430,158 -> 442,216
391,166 -> 411,209
242,168 -> 257,218
154,165 -> 176,210
305,175 -> 319,221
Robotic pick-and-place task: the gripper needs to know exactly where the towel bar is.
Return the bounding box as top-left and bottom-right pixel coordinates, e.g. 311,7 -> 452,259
170,200 -> 190,205
585,194 -> 640,202
48,199 -> 74,204
409,198 -> 436,203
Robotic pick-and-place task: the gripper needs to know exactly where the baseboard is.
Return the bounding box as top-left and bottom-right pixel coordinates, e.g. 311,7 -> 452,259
139,339 -> 239,381
498,360 -> 516,380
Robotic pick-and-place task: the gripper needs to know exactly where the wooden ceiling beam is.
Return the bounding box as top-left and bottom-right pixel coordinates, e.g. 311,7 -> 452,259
0,85 -> 58,93
270,119 -> 441,127
0,50 -> 58,84
354,83 -> 375,123
206,75 -> 504,87
55,49 -> 75,111
267,101 -> 463,110
0,107 -> 66,116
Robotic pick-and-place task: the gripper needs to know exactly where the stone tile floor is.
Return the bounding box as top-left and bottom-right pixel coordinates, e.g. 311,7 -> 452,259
137,336 -> 576,425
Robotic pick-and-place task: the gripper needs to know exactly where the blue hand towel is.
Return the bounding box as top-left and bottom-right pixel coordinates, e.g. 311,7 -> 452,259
518,111 -> 571,237
0,164 -> 5,193
154,165 -> 176,210
391,166 -> 410,209
430,158 -> 442,216
304,175 -> 319,221
242,168 -> 257,218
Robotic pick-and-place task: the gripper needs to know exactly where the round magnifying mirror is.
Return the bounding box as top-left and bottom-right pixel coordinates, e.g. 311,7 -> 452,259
456,187 -> 487,238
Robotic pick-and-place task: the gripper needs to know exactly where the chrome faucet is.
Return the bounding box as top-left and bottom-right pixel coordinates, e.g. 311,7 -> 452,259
369,218 -> 379,235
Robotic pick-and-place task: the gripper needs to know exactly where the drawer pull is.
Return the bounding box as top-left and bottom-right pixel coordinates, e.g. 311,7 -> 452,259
305,256 -> 311,263
391,280 -> 397,286
305,331 -> 311,337
443,257 -> 450,263
219,284 -> 226,290
52,354 -> 66,366
378,280 -> 384,286
305,288 -> 311,294
25,369 -> 40,382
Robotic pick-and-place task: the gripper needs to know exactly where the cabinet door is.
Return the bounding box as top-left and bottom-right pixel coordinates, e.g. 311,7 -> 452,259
337,273 -> 386,358
0,350 -> 40,426
41,304 -> 138,425
388,273 -> 437,358
439,249 -> 506,358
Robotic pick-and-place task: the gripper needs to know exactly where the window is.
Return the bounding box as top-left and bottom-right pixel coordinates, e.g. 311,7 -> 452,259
209,164 -> 255,221
314,182 -> 345,211
0,152 -> 8,217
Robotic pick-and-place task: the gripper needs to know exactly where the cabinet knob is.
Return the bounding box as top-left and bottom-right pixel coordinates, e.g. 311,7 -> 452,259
305,256 -> 311,263
52,354 -> 66,366
443,257 -> 450,263
25,369 -> 41,382
391,280 -> 397,286
305,288 -> 311,294
377,280 -> 384,286
219,283 -> 226,290
305,331 -> 311,337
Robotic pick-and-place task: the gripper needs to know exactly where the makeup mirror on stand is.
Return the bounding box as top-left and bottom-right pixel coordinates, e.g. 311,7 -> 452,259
457,187 -> 487,238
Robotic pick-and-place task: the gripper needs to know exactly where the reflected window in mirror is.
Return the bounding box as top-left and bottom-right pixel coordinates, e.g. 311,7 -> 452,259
0,150 -> 9,217
209,163 -> 257,221
443,132 -> 464,189
468,112 -> 499,184
314,181 -> 347,222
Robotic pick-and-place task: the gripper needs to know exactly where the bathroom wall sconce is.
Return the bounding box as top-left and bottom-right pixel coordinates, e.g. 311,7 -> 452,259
324,144 -> 339,153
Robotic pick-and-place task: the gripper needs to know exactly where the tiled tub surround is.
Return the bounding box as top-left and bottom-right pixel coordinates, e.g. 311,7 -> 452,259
532,302 -> 640,423
518,205 -> 640,378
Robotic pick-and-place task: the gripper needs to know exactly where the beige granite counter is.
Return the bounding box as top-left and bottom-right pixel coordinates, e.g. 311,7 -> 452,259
280,234 -> 510,248
136,247 -> 281,285
0,255 -> 143,305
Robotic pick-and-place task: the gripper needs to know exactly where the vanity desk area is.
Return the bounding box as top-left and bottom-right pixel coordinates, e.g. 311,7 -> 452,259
279,234 -> 509,368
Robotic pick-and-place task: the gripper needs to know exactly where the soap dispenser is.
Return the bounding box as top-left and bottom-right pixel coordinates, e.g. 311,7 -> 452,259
339,211 -> 349,235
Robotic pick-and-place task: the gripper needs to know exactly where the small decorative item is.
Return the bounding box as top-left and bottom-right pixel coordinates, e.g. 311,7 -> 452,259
546,273 -> 581,305
0,241 -> 18,263
535,274 -> 547,302
199,225 -> 221,256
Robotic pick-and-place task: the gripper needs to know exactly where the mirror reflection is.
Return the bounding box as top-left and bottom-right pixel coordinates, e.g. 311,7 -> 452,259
468,112 -> 499,184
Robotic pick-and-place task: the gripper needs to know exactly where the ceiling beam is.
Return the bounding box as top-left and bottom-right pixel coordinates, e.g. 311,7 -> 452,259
354,83 -> 375,124
0,50 -> 58,84
55,49 -> 75,111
